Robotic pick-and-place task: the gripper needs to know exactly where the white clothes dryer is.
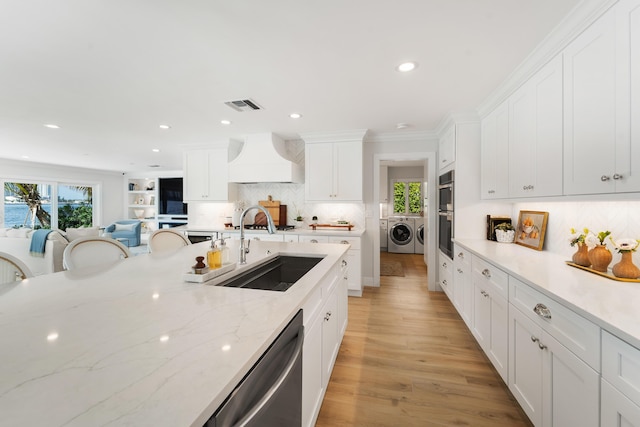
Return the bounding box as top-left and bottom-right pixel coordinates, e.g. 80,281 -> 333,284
388,217 -> 415,254
414,217 -> 425,254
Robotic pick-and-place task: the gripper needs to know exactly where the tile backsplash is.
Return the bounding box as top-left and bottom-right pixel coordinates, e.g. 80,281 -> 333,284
511,200 -> 640,264
188,183 -> 365,229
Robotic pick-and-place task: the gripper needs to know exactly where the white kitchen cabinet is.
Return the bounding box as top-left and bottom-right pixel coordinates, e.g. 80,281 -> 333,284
602,379 -> 640,427
480,101 -> 509,199
329,236 -> 361,295
471,255 -> 508,381
453,245 -> 472,328
301,257 -> 347,427
602,330 -> 640,426
438,125 -> 456,171
299,235 -> 329,244
438,251 -> 454,300
563,7 -> 619,195
337,258 -> 348,337
509,305 -> 599,427
508,55 -> 563,198
509,276 -> 600,427
183,148 -> 237,202
305,141 -> 363,201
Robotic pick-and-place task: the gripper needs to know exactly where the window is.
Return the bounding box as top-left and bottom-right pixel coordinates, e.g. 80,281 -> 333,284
393,180 -> 423,215
3,181 -> 95,229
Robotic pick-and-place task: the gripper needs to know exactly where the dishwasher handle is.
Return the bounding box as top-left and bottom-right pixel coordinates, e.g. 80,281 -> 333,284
234,324 -> 305,427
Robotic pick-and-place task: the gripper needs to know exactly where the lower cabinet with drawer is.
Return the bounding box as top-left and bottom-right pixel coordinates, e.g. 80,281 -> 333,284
471,255 -> 509,382
453,245 -> 472,328
601,331 -> 640,426
329,236 -> 361,296
439,251 -> 454,300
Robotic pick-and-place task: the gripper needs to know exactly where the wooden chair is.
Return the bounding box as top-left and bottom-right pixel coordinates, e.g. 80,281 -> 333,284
148,229 -> 191,254
63,236 -> 131,270
0,252 -> 34,285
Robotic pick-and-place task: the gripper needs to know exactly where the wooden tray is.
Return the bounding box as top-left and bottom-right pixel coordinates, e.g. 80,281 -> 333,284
310,223 -> 353,231
183,263 -> 237,283
565,261 -> 640,283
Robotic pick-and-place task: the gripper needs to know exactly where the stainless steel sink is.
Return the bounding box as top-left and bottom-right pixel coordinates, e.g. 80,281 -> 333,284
217,255 -> 324,291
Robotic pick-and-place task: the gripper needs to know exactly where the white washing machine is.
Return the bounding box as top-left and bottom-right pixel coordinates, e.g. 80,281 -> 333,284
414,217 -> 425,254
388,217 -> 415,254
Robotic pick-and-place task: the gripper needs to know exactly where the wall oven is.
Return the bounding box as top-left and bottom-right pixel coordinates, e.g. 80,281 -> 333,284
438,171 -> 454,259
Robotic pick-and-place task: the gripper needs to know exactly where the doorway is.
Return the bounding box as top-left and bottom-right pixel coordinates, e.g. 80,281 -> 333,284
373,153 -> 437,291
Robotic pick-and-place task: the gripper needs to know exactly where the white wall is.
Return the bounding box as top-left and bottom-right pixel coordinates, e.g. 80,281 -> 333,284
0,158 -> 124,227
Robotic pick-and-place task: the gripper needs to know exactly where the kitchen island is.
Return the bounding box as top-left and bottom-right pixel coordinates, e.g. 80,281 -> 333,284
0,239 -> 349,426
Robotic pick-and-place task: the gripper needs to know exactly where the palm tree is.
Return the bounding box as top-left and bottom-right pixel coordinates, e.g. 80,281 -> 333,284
4,183 -> 51,227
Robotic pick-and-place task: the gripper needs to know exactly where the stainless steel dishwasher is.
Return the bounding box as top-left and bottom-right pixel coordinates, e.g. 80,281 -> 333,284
205,309 -> 303,427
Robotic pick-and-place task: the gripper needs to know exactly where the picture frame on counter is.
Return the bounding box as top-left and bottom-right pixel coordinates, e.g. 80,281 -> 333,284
515,210 -> 548,251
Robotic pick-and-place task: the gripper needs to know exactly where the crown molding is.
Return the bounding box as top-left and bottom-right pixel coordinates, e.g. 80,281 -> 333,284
364,130 -> 437,144
298,129 -> 368,144
433,111 -> 480,137
477,0 -> 619,118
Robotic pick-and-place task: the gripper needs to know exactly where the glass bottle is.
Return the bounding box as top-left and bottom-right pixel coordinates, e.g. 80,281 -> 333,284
207,240 -> 221,269
219,237 -> 230,265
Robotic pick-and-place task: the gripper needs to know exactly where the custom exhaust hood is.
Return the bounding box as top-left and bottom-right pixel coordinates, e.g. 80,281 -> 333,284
228,133 -> 304,183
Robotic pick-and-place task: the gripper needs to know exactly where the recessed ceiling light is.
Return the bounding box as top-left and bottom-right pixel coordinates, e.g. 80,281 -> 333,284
152,148 -> 160,153
397,62 -> 417,72
289,113 -> 302,119
44,124 -> 60,129
159,124 -> 171,130
21,155 -> 29,159
220,120 -> 232,125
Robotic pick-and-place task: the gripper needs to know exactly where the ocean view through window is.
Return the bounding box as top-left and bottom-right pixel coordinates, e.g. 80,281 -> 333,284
3,182 -> 94,229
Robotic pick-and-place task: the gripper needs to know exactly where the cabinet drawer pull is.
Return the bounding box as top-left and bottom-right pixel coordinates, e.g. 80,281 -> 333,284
442,279 -> 448,286
481,268 -> 491,278
457,268 -> 463,274
601,175 -> 611,181
613,173 -> 623,180
310,239 -> 318,243
340,240 -> 349,245
480,290 -> 489,297
324,311 -> 332,321
533,303 -> 552,320
538,342 -> 547,350
442,262 -> 447,268
342,260 -> 347,267
457,252 -> 464,259
531,336 -> 539,343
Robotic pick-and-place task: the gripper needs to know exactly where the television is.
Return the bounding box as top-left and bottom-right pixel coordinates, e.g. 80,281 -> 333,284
158,178 -> 187,216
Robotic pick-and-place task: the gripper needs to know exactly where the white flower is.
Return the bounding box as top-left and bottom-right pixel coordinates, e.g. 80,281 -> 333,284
609,237 -> 640,252
585,234 -> 599,248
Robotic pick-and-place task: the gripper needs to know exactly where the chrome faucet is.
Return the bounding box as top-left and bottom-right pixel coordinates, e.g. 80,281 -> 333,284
238,205 -> 277,264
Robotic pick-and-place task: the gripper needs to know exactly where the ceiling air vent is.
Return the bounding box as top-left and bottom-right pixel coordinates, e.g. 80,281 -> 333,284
224,98 -> 263,112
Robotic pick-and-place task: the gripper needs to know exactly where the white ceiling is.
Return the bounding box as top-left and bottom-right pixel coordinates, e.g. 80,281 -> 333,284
0,0 -> 581,173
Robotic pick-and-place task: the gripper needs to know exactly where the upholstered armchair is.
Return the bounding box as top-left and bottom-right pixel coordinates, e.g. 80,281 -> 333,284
104,220 -> 142,247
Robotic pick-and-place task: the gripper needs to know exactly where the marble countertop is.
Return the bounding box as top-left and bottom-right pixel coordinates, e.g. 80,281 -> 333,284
185,225 -> 365,237
455,239 -> 640,349
0,240 -> 348,426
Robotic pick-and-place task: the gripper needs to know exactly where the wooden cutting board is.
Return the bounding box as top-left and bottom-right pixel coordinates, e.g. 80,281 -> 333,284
259,196 -> 282,225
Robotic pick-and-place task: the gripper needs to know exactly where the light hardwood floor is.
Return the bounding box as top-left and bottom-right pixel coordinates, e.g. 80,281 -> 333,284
315,252 -> 532,427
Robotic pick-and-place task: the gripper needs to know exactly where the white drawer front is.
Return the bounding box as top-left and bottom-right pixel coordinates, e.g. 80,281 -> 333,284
472,255 -> 508,299
603,330 -> 640,406
328,236 -> 360,250
299,235 -> 329,244
454,245 -> 471,268
509,276 -> 600,371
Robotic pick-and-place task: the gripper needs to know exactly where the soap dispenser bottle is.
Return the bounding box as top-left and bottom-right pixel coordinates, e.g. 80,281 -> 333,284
207,239 -> 221,269
219,236 -> 229,265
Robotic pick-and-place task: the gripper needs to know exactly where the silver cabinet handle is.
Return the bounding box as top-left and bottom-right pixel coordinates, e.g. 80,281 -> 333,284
342,260 -> 347,267
457,252 -> 464,259
601,175 -> 610,181
614,173 -> 623,180
533,303 -> 552,320
324,311 -> 332,321
310,239 -> 318,243
531,336 -> 539,343
442,262 -> 447,268
442,279 -> 448,286
480,290 -> 489,297
457,268 -> 463,273
538,342 -> 547,350
340,240 -> 349,245
481,268 -> 491,278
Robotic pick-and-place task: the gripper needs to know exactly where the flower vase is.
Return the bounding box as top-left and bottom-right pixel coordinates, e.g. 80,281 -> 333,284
588,244 -> 612,272
571,243 -> 591,267
612,251 -> 640,279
